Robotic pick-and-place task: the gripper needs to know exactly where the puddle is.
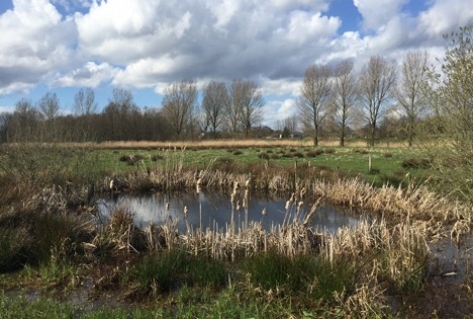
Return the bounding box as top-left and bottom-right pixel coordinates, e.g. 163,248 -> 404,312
428,234 -> 473,282
97,192 -> 364,233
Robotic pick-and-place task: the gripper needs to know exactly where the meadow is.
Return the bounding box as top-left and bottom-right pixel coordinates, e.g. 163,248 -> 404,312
0,139 -> 471,318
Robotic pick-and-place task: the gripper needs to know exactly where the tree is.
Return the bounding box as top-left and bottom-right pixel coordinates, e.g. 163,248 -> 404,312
333,60 -> 357,146
423,25 -> 473,202
396,51 -> 429,147
298,65 -> 332,146
275,115 -> 299,137
227,78 -> 264,137
3,98 -> 40,142
74,87 -> 97,116
202,81 -> 229,138
102,88 -> 138,141
358,55 -> 398,147
162,80 -> 198,138
38,92 -> 59,120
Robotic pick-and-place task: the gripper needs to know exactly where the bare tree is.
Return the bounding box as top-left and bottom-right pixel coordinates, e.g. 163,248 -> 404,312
228,79 -> 264,137
162,80 -> 198,138
358,56 -> 398,147
276,115 -> 299,137
38,92 -> 59,120
298,65 -> 332,146
396,51 -> 429,147
202,81 -> 229,138
333,60 -> 357,146
74,87 -> 97,115
10,98 -> 40,141
111,88 -> 135,113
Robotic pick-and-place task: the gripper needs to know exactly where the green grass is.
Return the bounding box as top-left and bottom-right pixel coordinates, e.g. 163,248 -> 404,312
242,250 -> 356,302
122,249 -> 228,296
97,146 -> 429,174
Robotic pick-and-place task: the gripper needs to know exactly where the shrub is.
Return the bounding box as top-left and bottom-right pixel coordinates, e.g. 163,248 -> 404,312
151,154 -> 164,161
401,158 -> 431,169
306,150 -> 324,158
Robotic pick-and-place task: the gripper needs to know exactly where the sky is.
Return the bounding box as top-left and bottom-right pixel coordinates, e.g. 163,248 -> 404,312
0,0 -> 472,128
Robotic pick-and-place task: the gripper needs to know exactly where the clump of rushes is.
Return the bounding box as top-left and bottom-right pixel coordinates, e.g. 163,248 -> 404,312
151,154 -> 163,161
258,152 -> 270,160
306,149 -> 324,158
124,249 -> 227,297
243,250 -> 355,301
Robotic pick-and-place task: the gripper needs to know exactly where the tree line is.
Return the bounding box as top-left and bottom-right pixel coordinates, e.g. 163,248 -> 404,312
0,26 -> 471,148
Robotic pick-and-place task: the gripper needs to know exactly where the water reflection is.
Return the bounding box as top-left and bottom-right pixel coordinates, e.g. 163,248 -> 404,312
97,192 -> 362,233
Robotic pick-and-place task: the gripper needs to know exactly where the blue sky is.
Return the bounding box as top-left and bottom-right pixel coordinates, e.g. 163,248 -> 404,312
0,0 -> 472,127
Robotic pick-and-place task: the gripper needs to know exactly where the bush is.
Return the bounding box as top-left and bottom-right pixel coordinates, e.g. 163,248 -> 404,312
258,153 -> 270,160
151,154 -> 163,161
306,150 -> 324,158
401,158 -> 431,169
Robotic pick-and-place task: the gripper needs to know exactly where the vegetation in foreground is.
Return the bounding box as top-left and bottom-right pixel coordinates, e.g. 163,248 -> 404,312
0,139 -> 472,318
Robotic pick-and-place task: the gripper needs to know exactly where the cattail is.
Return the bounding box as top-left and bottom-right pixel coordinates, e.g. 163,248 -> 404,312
245,177 -> 251,189
285,200 -> 291,210
183,206 -> 188,218
109,179 -> 114,190
262,207 -> 267,217
166,202 -> 170,211
300,187 -> 306,199
236,201 -> 241,211
297,201 -> 304,210
233,182 -> 240,193
196,178 -> 202,194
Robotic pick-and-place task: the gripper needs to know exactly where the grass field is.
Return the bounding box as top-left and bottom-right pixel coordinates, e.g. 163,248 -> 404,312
94,142 -> 434,189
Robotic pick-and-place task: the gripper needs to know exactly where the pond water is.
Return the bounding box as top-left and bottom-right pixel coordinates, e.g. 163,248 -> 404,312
97,192 -> 363,233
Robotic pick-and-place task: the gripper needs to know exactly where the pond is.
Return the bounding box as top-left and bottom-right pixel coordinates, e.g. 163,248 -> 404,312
97,192 -> 364,234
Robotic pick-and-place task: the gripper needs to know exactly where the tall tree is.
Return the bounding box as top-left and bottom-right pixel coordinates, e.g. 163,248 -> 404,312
162,80 -> 198,138
202,81 -> 229,138
423,25 -> 473,201
298,64 -> 332,146
333,60 -> 357,146
10,98 -> 40,141
103,88 -> 137,141
228,78 -> 264,137
74,87 -> 97,116
38,92 -> 59,120
276,115 -> 299,137
358,55 -> 398,147
396,51 -> 429,147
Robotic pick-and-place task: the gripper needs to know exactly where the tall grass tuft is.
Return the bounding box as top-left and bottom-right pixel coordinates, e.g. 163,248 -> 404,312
124,249 -> 227,297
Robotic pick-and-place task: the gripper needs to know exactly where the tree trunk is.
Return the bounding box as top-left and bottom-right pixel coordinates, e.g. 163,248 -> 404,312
370,124 -> 376,147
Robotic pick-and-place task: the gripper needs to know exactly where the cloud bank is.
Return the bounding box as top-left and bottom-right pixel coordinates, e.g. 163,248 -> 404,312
0,0 -> 471,124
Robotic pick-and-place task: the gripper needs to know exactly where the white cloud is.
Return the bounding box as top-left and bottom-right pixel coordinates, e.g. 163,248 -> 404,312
353,0 -> 408,30
261,98 -> 298,127
0,0 -> 77,94
52,62 -> 119,87
418,0 -> 472,37
0,0 -> 471,128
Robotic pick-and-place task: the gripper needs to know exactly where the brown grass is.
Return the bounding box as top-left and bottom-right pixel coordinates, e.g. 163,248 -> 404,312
19,138 -> 414,150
